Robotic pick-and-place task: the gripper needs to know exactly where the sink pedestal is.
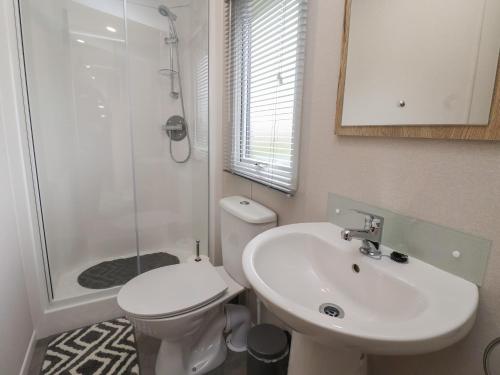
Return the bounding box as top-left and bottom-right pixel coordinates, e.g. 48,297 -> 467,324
288,332 -> 367,375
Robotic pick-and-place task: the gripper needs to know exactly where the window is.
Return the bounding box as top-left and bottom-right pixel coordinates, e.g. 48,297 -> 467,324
225,0 -> 308,195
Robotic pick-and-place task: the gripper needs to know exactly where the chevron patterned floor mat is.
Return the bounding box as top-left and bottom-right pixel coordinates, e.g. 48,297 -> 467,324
41,318 -> 139,375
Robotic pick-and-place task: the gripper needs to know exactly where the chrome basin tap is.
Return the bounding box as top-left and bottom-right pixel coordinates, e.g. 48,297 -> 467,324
341,210 -> 384,258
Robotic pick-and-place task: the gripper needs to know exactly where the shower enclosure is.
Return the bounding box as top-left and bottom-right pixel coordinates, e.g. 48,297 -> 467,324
17,0 -> 209,301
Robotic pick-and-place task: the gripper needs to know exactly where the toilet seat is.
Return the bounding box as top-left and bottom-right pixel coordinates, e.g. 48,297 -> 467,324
117,262 -> 228,320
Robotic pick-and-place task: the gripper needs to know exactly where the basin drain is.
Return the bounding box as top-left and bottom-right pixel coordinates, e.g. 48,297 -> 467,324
319,303 -> 344,318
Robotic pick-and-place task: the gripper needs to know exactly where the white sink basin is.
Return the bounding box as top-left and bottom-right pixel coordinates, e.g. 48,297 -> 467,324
243,222 -> 478,358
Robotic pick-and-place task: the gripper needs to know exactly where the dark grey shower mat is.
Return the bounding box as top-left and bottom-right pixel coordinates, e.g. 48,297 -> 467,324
77,252 -> 179,289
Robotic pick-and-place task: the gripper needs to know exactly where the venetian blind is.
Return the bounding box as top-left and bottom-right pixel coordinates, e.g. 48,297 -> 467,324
225,0 -> 307,195
195,55 -> 209,151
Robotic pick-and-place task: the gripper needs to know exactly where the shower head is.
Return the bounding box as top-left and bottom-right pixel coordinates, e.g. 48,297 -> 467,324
158,5 -> 177,21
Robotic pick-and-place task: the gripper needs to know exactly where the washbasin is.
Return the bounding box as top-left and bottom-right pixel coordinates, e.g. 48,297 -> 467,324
242,222 -> 478,357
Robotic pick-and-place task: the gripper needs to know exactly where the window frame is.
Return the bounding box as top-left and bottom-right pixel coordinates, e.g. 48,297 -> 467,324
226,0 -> 307,195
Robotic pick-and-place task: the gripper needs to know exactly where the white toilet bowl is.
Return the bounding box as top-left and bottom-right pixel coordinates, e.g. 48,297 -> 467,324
118,262 -> 247,375
118,196 -> 277,375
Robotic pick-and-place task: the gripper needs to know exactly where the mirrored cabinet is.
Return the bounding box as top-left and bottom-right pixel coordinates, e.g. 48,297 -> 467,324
335,0 -> 500,140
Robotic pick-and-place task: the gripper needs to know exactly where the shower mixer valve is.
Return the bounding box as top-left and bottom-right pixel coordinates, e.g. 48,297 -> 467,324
163,122 -> 183,131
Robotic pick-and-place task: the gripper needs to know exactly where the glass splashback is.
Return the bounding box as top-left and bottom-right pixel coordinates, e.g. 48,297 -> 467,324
327,193 -> 491,285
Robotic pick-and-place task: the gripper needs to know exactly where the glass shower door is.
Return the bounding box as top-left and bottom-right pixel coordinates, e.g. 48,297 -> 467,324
126,1 -> 209,266
19,0 -> 138,300
18,0 -> 210,302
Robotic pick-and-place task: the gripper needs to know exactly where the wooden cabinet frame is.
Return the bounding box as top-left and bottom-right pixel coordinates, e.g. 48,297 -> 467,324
335,0 -> 500,141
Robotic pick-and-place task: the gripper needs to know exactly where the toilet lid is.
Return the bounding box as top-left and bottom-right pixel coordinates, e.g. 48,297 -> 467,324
117,262 -> 228,319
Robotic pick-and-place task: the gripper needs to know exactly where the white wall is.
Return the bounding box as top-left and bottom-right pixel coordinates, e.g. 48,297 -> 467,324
0,1 -> 35,372
0,123 -> 34,373
223,0 -> 500,373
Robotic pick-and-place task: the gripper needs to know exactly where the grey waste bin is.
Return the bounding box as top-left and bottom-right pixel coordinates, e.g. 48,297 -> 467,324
247,324 -> 290,375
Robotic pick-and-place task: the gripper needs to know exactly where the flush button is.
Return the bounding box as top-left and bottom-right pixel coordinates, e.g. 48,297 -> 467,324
240,201 -> 250,205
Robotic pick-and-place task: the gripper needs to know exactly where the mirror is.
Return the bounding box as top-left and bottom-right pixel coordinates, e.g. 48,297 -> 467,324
335,0 -> 500,140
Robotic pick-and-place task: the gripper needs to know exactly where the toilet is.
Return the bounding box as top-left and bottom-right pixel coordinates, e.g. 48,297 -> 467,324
117,196 -> 277,375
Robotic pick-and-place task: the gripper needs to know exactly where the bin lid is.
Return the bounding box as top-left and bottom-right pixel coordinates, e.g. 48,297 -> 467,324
247,324 -> 289,360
